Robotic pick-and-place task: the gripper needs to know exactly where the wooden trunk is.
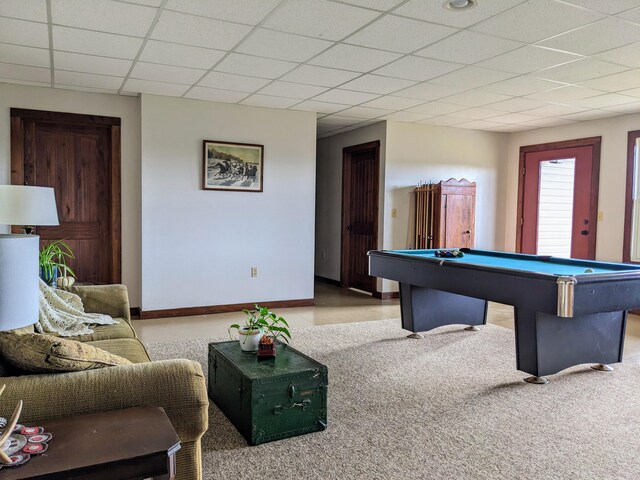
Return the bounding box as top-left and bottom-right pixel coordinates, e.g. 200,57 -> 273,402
208,341 -> 328,446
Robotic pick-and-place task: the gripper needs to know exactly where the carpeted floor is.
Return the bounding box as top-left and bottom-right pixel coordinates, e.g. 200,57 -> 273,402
147,319 -> 640,480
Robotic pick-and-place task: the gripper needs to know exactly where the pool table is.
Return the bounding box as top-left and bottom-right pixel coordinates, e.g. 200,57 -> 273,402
368,248 -> 640,384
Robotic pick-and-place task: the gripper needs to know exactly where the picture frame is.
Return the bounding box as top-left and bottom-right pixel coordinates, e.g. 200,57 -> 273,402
202,140 -> 264,192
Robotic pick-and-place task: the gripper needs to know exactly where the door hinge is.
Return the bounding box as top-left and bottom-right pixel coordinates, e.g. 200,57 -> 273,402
520,217 -> 524,226
522,166 -> 526,176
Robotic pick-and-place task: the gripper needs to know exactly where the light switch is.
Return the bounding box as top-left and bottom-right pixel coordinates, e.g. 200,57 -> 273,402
391,208 -> 397,218
597,211 -> 604,221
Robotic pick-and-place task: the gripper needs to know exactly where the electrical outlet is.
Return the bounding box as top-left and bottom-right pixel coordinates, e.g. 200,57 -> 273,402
321,251 -> 326,260
391,208 -> 397,218
251,267 -> 258,277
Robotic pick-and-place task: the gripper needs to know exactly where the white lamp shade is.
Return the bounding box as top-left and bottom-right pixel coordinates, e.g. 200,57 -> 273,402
0,185 -> 59,226
0,234 -> 39,331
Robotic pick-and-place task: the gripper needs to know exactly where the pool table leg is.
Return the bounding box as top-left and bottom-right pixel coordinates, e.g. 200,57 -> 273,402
514,309 -> 626,383
399,283 -> 487,335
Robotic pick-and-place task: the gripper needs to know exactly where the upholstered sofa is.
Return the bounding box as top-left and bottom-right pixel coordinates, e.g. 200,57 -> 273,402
0,284 -> 209,480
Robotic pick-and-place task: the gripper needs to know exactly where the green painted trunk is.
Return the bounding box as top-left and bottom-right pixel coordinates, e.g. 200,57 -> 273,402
208,340 -> 328,446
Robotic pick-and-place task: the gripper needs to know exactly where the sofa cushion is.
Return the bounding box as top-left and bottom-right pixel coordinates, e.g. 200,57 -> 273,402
85,338 -> 151,364
0,333 -> 132,373
67,318 -> 136,343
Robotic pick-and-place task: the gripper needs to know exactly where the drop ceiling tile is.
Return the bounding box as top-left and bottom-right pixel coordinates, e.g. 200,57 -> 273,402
0,44 -> 49,68
55,70 -> 124,90
448,107 -> 505,120
290,100 -> 350,114
184,86 -> 247,103
123,78 -> 190,96
578,69 -> 640,92
393,82 -> 469,100
524,103 -> 589,117
601,100 -> 640,113
618,87 -> 640,98
0,62 -> 50,83
54,51 -> 132,76
240,93 -> 308,108
395,0 -> 526,29
485,112 -> 543,124
199,71 -> 270,93
131,62 -> 205,84
215,53 -> 297,79
318,114 -> 366,126
55,84 -> 119,95
415,31 -> 521,65
280,65 -> 361,87
166,0 -> 280,25
618,6 -> 640,23
477,46 -> 582,74
484,97 -> 548,112
380,111 -> 430,122
480,76 -> 562,96
561,0 -> 640,14
417,115 -> 469,126
259,81 -> 328,99
569,93 -> 638,108
525,85 -> 605,102
152,11 -> 252,50
0,17 -> 49,48
439,90 -> 512,107
405,101 -> 468,115
337,106 -> 394,119
340,0 -> 405,10
596,42 -> 640,68
312,88 -> 380,104
53,26 -> 143,59
344,15 -> 457,53
0,78 -> 49,88
486,124 -> 534,132
374,56 -> 463,82
539,18 -> 640,56
52,0 -> 157,37
561,110 -> 619,121
0,0 -> 47,22
471,0 -> 604,43
140,41 -> 226,69
263,0 -> 380,41
238,29 -> 333,63
309,44 -> 402,72
361,95 -> 425,110
429,66 -> 516,89
339,74 -> 416,94
455,120 -> 509,130
317,124 -> 339,134
519,117 -> 577,127
535,58 -> 628,83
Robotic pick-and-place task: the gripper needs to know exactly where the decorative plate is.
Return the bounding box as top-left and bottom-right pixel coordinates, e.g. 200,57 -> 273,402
0,423 -> 52,469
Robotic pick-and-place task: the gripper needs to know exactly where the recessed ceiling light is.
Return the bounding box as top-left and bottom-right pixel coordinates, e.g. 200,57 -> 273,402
443,0 -> 477,11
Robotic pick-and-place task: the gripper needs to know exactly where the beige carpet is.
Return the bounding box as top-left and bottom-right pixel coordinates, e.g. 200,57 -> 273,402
147,319 -> 640,480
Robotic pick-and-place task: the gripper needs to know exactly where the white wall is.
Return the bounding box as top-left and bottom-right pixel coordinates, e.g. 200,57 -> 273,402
315,122 -> 386,281
0,83 -> 142,307
505,113 -> 640,262
140,94 -> 316,311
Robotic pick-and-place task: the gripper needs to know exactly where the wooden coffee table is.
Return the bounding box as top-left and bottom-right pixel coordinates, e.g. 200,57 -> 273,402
0,406 -> 180,480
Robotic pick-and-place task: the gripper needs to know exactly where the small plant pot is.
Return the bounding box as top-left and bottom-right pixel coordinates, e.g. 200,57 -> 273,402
39,266 -> 58,287
238,327 -> 262,352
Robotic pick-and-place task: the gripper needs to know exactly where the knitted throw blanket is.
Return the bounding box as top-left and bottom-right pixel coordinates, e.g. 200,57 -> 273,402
37,279 -> 118,337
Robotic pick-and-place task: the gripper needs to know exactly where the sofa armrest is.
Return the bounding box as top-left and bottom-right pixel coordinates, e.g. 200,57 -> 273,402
64,284 -> 131,322
0,359 -> 208,443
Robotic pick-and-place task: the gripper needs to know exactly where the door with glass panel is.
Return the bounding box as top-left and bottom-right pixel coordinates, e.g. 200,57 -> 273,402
518,139 -> 601,260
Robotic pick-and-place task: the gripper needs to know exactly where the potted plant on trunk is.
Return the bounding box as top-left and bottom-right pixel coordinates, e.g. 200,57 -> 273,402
229,305 -> 291,353
39,240 -> 76,287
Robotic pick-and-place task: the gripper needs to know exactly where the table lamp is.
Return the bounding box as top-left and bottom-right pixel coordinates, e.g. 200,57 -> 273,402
0,185 -> 59,465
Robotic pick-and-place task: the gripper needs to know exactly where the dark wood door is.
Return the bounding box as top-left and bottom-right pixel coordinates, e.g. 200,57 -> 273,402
11,109 -> 121,283
518,138 -> 600,259
341,141 -> 380,293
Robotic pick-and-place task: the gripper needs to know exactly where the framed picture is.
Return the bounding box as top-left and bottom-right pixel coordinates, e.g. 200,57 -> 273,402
202,140 -> 264,192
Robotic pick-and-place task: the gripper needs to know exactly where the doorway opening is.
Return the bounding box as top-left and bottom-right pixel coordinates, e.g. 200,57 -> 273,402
517,137 -> 601,260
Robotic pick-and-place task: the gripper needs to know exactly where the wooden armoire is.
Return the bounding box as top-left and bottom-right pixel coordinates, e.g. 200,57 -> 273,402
414,178 -> 476,249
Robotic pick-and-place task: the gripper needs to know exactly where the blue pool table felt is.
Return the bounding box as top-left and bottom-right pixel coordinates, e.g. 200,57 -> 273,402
389,249 -> 640,276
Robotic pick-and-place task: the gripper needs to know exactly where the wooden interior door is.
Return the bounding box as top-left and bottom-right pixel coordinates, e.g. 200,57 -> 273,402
341,141 -> 380,293
518,138 -> 601,259
11,109 -> 121,283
